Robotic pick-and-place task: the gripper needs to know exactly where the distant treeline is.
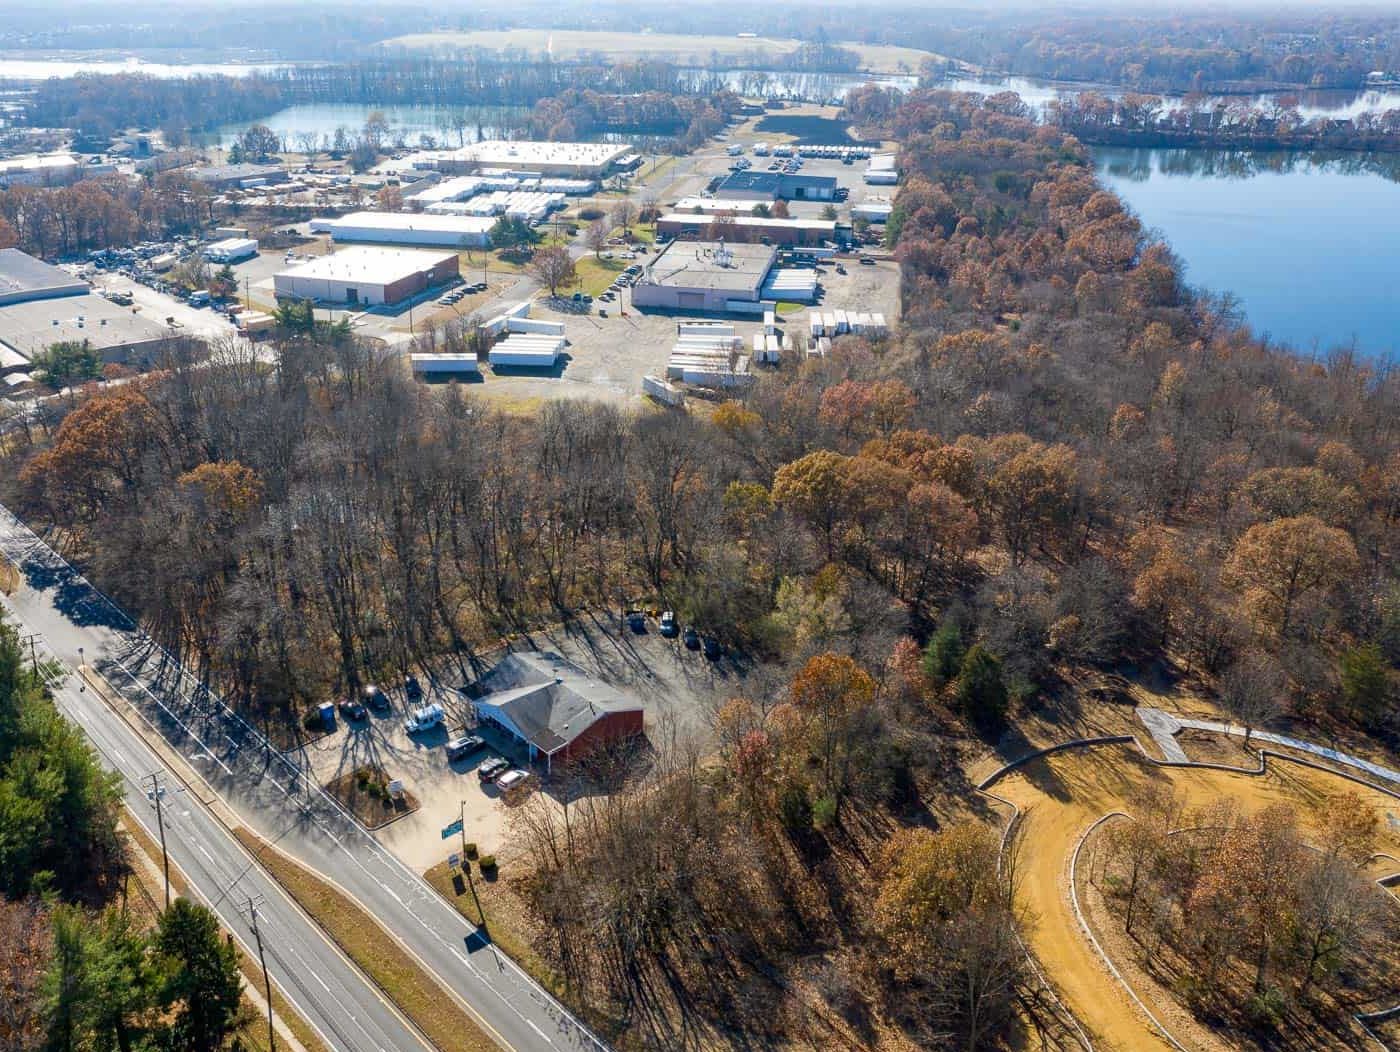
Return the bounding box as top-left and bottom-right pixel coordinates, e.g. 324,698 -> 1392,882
1048,91 -> 1400,154
24,57 -> 745,142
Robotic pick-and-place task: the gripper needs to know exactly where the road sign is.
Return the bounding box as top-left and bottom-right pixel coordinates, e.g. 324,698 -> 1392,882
448,852 -> 461,871
441,818 -> 464,840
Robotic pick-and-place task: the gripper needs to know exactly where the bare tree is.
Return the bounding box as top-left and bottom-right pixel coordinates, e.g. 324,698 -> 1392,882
1219,649 -> 1288,747
584,218 -> 610,258
527,245 -> 577,298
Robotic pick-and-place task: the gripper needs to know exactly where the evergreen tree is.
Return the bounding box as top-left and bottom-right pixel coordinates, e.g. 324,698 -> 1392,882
922,620 -> 965,687
155,900 -> 242,1052
955,646 -> 1009,731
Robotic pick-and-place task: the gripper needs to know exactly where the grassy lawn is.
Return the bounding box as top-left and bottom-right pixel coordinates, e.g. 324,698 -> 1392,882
231,828 -> 501,1052
573,256 -> 628,297
774,301 -> 807,317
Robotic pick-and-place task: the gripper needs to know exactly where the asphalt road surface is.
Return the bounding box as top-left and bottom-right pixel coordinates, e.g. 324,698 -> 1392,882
0,503 -> 605,1052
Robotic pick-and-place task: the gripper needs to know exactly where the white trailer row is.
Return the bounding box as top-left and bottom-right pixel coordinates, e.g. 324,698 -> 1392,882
677,320 -> 734,338
482,300 -> 534,337
752,330 -> 783,364
809,310 -> 888,338
796,145 -> 873,160
666,349 -> 755,388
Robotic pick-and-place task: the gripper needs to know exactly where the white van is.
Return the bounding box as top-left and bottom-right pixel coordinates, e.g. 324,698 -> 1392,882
403,703 -> 445,734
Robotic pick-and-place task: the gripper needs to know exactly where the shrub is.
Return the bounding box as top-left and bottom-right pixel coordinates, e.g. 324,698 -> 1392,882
812,794 -> 838,829
778,783 -> 813,834
464,842 -> 477,859
955,645 -> 1009,731
479,854 -> 497,871
303,711 -> 323,731
922,620 -> 965,687
577,206 -> 604,221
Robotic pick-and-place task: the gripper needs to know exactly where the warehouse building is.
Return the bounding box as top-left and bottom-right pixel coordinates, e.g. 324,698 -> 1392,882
0,249 -> 88,306
656,212 -> 837,247
465,651 -> 645,774
631,240 -> 778,313
673,196 -> 772,215
190,163 -> 290,190
715,170 -> 838,202
0,152 -> 84,188
437,141 -> 632,179
310,211 -> 495,248
0,295 -> 172,371
274,247 -> 460,307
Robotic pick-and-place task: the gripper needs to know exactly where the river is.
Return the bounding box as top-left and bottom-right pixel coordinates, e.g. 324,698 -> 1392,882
1094,147 -> 1400,359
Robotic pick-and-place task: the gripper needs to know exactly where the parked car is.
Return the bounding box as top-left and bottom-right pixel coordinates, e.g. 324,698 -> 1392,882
477,757 -> 510,783
403,675 -> 422,701
496,769 -> 530,792
659,611 -> 678,637
626,610 -> 646,633
683,627 -> 700,650
702,636 -> 725,661
403,702 -> 445,734
859,256 -> 877,265
364,684 -> 390,713
338,698 -> 368,721
835,264 -> 847,275
446,735 -> 485,762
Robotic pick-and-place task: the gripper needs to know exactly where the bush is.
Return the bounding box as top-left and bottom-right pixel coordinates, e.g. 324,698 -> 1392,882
778,783 -> 813,835
577,207 -> 604,221
478,854 -> 497,871
922,620 -> 965,687
812,794 -> 838,829
464,842 -> 477,859
1244,988 -> 1287,1030
955,645 -> 1009,732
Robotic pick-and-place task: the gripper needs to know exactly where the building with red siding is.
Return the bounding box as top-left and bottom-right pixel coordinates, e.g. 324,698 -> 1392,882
466,651 -> 645,774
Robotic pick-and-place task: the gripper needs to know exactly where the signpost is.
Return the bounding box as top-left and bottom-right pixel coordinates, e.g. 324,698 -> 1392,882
441,817 -> 464,841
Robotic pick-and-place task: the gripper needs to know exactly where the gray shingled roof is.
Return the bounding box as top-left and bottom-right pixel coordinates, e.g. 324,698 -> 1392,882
469,651 -> 642,755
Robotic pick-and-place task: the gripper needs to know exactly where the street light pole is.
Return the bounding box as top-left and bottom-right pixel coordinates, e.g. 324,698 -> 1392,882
247,896 -> 276,1052
143,772 -> 171,908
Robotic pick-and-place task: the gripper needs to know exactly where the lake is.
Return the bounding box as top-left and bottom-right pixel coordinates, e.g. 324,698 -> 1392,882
1094,147 -> 1400,359
212,104 -> 530,150
0,56 -> 288,79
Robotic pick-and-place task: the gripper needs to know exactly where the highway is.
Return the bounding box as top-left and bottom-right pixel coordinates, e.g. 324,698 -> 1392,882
0,503 -> 605,1052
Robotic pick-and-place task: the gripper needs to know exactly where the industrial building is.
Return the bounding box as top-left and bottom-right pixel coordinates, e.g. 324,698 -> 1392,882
0,295 -> 172,372
437,141 -> 632,179
715,170 -> 839,202
274,247 -> 460,307
465,651 -> 645,774
631,240 -> 778,313
190,163 -> 290,190
0,249 -> 88,306
852,201 -> 894,223
0,153 -> 84,188
656,212 -> 837,247
673,196 -> 772,215
310,211 -> 495,249
204,237 -> 259,264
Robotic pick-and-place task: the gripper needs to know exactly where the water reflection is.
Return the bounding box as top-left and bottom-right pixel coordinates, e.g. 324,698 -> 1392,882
1098,147 -> 1400,184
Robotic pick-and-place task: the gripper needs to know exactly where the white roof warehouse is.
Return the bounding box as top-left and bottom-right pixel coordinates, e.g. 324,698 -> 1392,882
274,247 -> 460,307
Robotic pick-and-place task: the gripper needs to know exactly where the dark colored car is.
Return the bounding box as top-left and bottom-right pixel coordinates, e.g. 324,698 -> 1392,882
659,611 -> 678,638
364,684 -> 390,713
683,627 -> 700,650
626,610 -> 646,633
447,735 -> 485,762
404,675 -> 422,701
477,756 -> 510,783
702,636 -> 725,661
338,698 -> 367,721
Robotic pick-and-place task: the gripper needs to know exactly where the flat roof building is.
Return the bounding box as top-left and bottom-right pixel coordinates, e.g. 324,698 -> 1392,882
657,212 -> 837,247
190,163 -> 290,190
465,651 -> 644,774
274,247 -> 460,307
0,249 -> 88,307
0,153 -> 83,188
715,170 -> 839,201
310,211 -> 495,249
438,140 -> 632,178
631,240 -> 778,313
0,294 -> 172,370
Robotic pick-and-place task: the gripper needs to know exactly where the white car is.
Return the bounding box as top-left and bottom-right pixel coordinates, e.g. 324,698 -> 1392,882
495,769 -> 530,792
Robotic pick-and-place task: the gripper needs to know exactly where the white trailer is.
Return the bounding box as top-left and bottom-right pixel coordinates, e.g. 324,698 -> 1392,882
411,353 -> 481,376
507,316 -> 566,336
763,308 -> 776,335
642,374 -> 685,406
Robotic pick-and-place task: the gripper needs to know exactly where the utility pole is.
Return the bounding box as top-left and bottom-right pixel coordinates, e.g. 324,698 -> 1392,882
458,799 -> 485,930
20,633 -> 38,676
245,896 -> 276,1052
143,772 -> 171,908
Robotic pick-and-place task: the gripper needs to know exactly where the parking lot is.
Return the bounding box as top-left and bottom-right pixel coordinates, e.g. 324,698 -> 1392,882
285,611 -> 749,873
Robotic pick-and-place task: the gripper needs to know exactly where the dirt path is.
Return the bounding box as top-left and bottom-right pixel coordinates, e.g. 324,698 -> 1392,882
989,744 -> 1400,1052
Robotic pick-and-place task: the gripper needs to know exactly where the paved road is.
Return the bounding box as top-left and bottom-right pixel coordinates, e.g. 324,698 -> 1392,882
5,627 -> 433,1052
0,503 -> 604,1052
